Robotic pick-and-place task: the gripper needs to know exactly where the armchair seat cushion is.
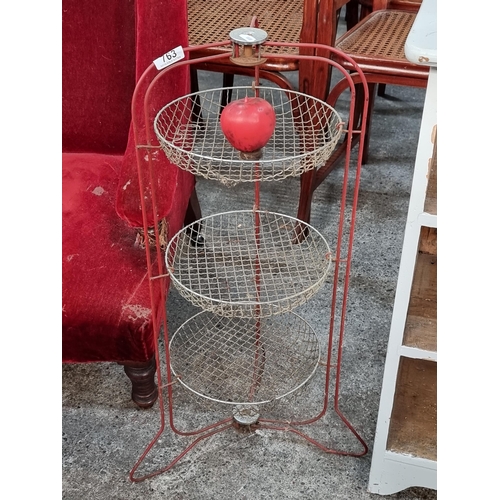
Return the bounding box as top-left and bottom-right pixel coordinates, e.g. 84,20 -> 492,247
62,152 -> 158,363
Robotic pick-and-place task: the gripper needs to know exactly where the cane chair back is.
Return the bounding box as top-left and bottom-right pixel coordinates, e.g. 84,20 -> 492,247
329,0 -> 428,164
188,0 -> 303,65
187,0 -> 347,100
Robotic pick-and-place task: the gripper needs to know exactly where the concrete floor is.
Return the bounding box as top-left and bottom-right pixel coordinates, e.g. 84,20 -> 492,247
62,16 -> 437,499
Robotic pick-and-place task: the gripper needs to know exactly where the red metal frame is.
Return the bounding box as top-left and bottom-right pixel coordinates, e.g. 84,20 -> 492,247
129,37 -> 370,482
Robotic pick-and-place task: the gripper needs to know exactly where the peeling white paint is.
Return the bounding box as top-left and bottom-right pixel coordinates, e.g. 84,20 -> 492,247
122,179 -> 131,190
66,254 -> 78,261
92,186 -> 105,196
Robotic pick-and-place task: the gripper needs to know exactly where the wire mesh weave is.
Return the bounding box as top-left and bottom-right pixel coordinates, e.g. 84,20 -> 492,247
154,86 -> 344,186
169,311 -> 320,405
166,210 -> 332,318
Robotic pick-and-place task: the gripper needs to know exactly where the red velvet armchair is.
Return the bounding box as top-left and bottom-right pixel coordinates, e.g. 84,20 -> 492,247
62,0 -> 197,408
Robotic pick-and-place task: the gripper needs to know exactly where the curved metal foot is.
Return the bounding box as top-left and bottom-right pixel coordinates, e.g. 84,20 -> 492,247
130,422 -> 234,482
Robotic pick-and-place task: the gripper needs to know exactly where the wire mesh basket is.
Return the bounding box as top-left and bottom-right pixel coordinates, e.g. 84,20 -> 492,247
165,210 -> 332,318
169,310 -> 320,406
154,86 -> 344,186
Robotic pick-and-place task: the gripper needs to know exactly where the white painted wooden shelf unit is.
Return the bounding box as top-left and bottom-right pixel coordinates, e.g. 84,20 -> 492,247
368,0 -> 437,494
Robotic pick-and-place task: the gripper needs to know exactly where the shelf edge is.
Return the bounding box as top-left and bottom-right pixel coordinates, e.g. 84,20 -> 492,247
385,449 -> 437,468
418,212 -> 437,228
399,345 -> 437,362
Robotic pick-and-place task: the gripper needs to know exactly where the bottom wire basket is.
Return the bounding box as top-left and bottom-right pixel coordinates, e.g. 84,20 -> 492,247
169,310 -> 320,406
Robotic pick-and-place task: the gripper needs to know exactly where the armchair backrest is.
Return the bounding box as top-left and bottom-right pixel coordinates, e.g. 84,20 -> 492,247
62,0 -> 190,156
62,0 -> 136,154
62,0 -> 192,228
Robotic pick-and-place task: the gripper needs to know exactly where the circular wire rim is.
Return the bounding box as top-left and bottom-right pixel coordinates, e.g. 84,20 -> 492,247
169,310 -> 321,406
165,210 -> 332,317
153,86 -> 344,184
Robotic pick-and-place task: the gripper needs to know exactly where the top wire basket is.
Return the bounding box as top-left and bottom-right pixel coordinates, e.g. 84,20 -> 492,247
154,86 -> 344,186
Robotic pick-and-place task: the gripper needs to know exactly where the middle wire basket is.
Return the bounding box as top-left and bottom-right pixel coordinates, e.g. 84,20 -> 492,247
154,86 -> 344,186
166,210 -> 332,318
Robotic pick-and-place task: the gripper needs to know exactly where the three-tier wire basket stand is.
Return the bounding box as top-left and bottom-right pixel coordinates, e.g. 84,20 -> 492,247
129,25 -> 370,482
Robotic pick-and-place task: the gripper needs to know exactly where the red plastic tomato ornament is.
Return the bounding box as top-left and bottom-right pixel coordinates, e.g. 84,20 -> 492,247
220,96 -> 276,153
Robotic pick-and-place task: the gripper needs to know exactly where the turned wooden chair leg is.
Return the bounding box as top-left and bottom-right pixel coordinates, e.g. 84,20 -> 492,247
294,168 -> 318,242
184,187 -> 204,246
297,168 -> 316,228
361,83 -> 377,165
190,67 -> 204,127
345,0 -> 360,30
121,356 -> 158,409
184,187 -> 202,226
